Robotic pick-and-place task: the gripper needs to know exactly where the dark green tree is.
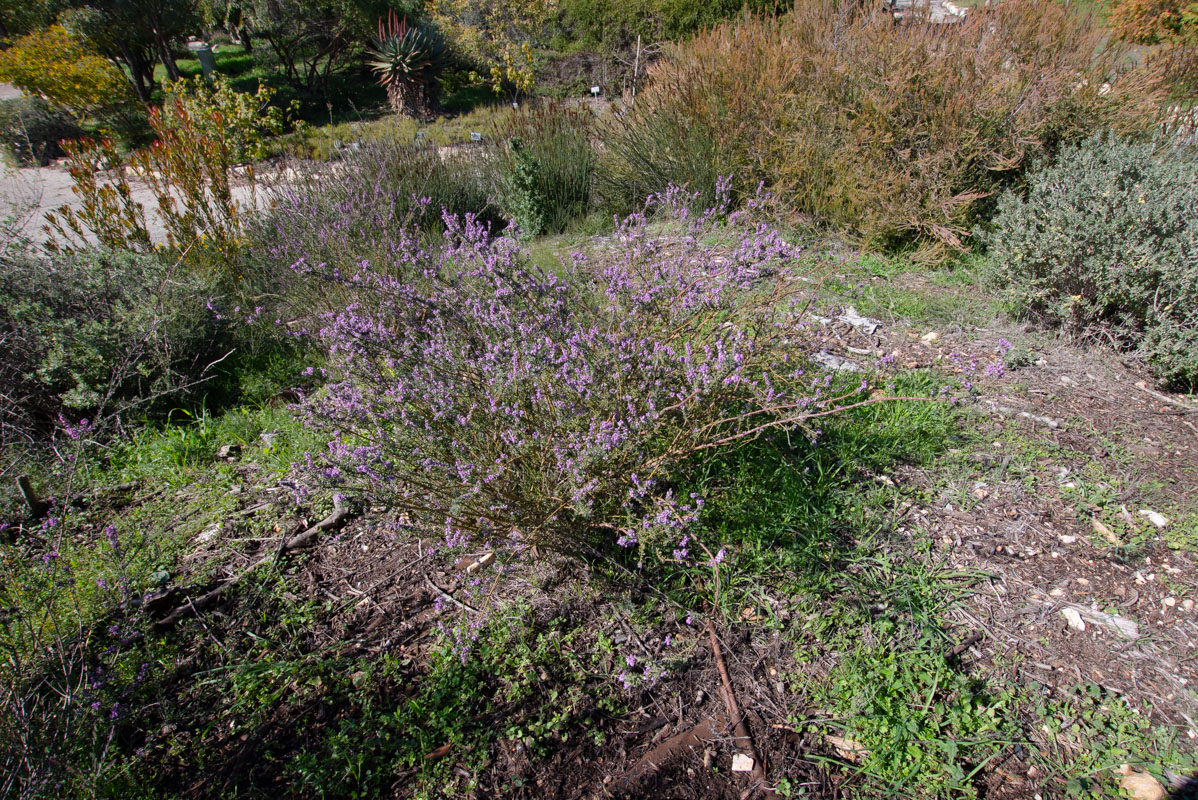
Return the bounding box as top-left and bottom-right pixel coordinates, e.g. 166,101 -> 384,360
238,0 -> 395,96
59,0 -> 197,103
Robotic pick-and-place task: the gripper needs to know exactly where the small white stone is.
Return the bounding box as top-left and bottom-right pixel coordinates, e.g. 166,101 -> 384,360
731,754 -> 755,773
1062,607 -> 1086,631
1138,509 -> 1169,529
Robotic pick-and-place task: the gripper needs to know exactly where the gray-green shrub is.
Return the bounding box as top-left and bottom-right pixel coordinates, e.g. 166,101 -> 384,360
0,97 -> 83,166
0,246 -> 221,442
982,134 -> 1198,389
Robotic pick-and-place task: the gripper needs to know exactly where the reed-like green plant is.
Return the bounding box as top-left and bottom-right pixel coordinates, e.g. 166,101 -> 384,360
493,103 -> 595,236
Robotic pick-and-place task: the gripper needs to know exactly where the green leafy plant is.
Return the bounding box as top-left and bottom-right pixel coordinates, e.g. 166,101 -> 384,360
368,12 -> 453,118
495,103 -> 595,236
162,74 -> 296,163
813,640 -> 1013,799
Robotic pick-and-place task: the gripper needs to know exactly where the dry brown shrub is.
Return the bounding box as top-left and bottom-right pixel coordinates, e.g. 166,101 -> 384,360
602,0 -> 1163,260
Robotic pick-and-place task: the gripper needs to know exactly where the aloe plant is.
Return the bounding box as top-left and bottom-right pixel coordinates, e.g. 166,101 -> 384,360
367,13 -> 452,119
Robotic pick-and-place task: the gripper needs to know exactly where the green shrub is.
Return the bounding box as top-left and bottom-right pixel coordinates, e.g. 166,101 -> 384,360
494,103 -> 595,236
0,246 -> 223,442
602,0 -> 1162,259
163,74 -> 295,163
981,134 -> 1198,390
0,96 -> 83,166
563,0 -> 777,47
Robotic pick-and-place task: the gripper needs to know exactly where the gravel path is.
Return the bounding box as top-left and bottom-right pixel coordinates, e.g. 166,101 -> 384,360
2,160 -> 263,247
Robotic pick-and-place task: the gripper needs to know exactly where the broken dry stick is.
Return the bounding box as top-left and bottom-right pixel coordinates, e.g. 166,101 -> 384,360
613,719 -> 717,791
706,620 -> 777,800
155,497 -> 357,629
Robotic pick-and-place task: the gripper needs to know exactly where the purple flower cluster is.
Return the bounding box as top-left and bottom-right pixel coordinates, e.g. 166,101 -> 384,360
297,184 -> 862,558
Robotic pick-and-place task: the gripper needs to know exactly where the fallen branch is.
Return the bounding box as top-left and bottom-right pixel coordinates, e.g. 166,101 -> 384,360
612,719 -> 717,792
706,620 -> 777,800
945,632 -> 984,662
279,495 -> 355,553
1133,381 -> 1198,413
424,574 -> 478,613
154,496 -> 357,630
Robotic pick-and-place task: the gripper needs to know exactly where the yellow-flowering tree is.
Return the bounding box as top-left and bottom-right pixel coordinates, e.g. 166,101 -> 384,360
163,75 -> 296,162
0,25 -> 131,116
427,0 -> 559,93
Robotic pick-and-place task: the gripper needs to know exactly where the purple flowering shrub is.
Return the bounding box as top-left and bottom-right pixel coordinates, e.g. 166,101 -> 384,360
245,138 -> 500,311
299,183 -> 878,557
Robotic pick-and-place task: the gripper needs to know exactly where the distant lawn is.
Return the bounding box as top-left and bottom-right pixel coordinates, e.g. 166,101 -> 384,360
156,44 -> 260,84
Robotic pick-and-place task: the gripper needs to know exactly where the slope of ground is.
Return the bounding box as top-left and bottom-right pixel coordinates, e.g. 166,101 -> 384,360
2,243 -> 1195,800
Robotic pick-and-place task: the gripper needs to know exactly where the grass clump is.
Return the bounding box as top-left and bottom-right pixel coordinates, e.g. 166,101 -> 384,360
982,134 -> 1198,390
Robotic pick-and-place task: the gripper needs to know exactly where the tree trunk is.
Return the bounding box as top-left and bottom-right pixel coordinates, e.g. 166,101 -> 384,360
118,41 -> 154,103
387,81 -> 433,119
155,34 -> 181,82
